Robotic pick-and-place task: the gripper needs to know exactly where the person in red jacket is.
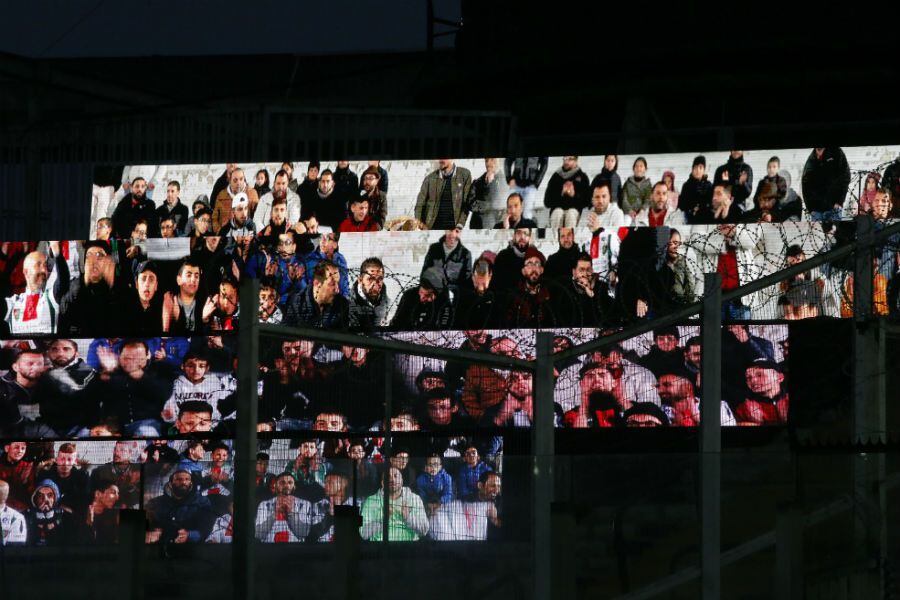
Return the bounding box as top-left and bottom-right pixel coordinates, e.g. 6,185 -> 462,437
338,196 -> 381,233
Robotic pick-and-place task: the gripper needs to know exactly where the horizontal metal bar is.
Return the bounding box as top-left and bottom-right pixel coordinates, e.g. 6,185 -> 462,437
258,322 -> 534,370
558,219 -> 900,364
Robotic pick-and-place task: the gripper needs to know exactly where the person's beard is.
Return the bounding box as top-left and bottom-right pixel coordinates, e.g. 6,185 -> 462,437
273,188 -> 286,201
133,190 -> 145,201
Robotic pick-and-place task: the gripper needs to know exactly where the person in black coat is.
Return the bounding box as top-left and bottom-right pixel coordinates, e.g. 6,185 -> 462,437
284,261 -> 349,330
58,241 -> 119,337
390,267 -> 453,331
590,154 -> 624,208
550,252 -> 615,328
490,228 -> 531,293
679,155 -> 714,223
714,151 -> 754,211
543,156 -> 591,228
801,147 -> 851,221
544,227 -> 582,287
452,257 -> 505,330
419,228 -> 473,295
111,177 -> 159,238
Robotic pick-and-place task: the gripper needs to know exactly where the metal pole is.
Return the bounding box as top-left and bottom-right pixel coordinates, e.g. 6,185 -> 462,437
118,509 -> 146,600
233,277 -> 259,600
382,350 -> 393,544
852,216 -> 886,598
775,503 -> 803,600
533,331 -> 555,600
700,273 -> 722,600
334,505 -> 361,600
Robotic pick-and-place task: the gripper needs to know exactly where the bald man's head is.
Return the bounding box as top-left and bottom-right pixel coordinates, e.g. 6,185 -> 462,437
0,479 -> 9,505
23,252 -> 49,292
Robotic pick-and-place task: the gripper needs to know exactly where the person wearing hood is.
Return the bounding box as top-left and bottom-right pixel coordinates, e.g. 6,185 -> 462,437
253,168 -> 271,198
58,241 -> 116,337
544,227 -> 582,287
212,168 -> 259,232
714,151 -> 754,211
453,256 -> 505,329
579,181 -> 630,230
111,177 -> 159,238
115,260 -> 164,336
621,156 -> 653,218
633,181 -> 687,227
661,170 -> 679,212
858,171 -> 881,215
544,155 -> 591,228
24,478 -> 77,546
156,180 -> 190,236
590,154 -> 623,208
752,156 -> 788,212
504,157 -> 549,222
146,469 -> 216,544
420,227 -> 473,296
801,147 -> 851,221
348,257 -> 389,331
390,267 -> 454,330
777,168 -> 803,221
679,155 -> 714,223
491,227 -> 532,293
504,247 -> 557,328
254,169 -> 301,231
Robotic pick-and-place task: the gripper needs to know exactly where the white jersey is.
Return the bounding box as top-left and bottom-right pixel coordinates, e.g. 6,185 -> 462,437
429,501 -> 494,541
0,505 -> 27,544
162,373 -> 237,423
4,289 -> 60,336
254,497 -> 316,543
206,514 -> 233,543
587,229 -> 620,282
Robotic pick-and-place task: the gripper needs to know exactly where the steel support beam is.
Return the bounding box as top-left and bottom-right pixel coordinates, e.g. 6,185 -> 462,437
233,277 -> 260,600
700,273 -> 722,600
532,331 -> 555,600
775,503 -> 804,600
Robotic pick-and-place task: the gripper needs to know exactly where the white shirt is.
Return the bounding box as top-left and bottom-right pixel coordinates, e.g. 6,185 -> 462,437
429,501 -> 494,541
579,203 -> 630,229
254,191 -> 301,231
0,505 -> 27,544
162,373 -> 237,423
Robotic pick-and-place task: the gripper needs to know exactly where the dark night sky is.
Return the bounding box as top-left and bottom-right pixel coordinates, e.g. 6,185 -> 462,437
1,0 -> 459,57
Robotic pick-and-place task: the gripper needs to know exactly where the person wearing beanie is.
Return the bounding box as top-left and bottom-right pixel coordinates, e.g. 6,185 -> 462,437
358,165 -> 388,227
504,246 -> 557,328
621,156 -> 653,218
359,160 -> 389,194
145,469 -> 216,544
297,160 -> 321,205
679,155 -> 713,223
590,154 -> 623,208
714,151 -> 754,211
390,266 -> 453,330
544,156 -> 591,229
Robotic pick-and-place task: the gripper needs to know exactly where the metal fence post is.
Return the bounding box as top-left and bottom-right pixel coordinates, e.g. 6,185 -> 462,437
775,503 -> 803,600
382,350 -> 394,544
119,508 -> 146,600
533,331 -> 555,600
700,273 -> 722,600
854,215 -> 875,322
233,277 -> 259,600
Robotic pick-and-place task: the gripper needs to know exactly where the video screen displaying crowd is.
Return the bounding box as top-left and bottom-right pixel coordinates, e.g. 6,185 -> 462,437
0,436 -> 504,545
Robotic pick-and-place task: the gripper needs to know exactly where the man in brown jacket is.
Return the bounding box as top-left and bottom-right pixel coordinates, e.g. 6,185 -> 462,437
212,168 -> 259,232
414,159 -> 475,229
